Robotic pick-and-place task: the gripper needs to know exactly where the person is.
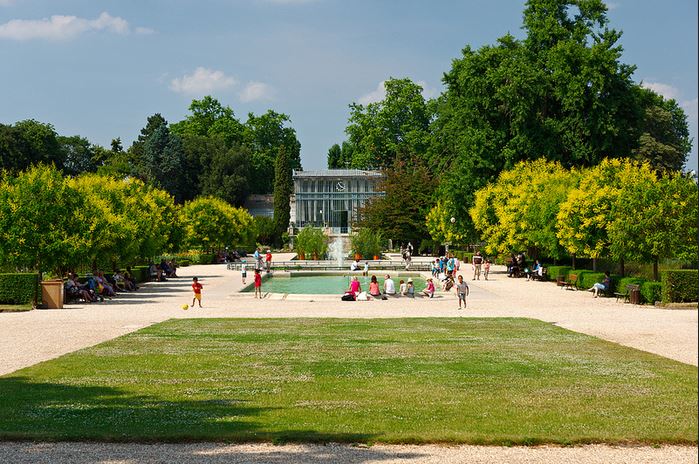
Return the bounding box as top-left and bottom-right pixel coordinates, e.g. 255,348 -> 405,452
265,250 -> 272,273
588,271 -> 611,298
441,273 -> 455,292
65,273 -> 94,303
253,248 -> 262,270
404,251 -> 412,270
254,269 -> 262,298
350,259 -> 359,272
383,274 -> 396,296
369,275 -> 381,297
456,275 -> 470,310
191,277 -> 203,308
446,255 -> 455,277
431,259 -> 439,278
406,278 -> 415,298
483,259 -> 491,281
399,279 -> 407,296
422,278 -> 435,298
241,259 -> 247,285
348,276 -> 361,299
472,251 -> 483,280
527,260 -> 542,281
363,261 -> 369,276
124,267 -> 139,290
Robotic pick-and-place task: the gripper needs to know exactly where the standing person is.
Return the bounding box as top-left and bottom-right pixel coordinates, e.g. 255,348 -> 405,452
483,259 -> 491,281
472,251 -> 483,280
446,255 -> 455,277
241,259 -> 247,285
383,274 -> 396,296
363,261 -> 369,276
253,248 -> 261,270
191,277 -> 203,308
456,275 -> 470,310
265,250 -> 273,273
404,251 -> 412,271
254,269 -> 262,299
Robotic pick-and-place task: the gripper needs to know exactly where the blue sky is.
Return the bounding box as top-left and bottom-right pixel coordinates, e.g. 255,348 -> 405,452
1,0 -> 697,171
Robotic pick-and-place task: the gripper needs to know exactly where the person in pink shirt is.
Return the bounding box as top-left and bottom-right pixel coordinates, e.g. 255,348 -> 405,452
369,275 -> 381,297
422,278 -> 436,298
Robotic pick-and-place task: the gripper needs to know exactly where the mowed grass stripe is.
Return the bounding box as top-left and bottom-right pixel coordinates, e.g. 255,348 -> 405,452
0,318 -> 695,444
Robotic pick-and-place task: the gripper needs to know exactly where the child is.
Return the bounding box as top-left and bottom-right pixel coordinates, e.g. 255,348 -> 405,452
191,277 -> 203,308
484,259 -> 491,281
399,279 -> 407,296
254,269 -> 262,299
241,259 -> 247,285
422,278 -> 435,298
456,275 -> 469,310
406,278 -> 415,298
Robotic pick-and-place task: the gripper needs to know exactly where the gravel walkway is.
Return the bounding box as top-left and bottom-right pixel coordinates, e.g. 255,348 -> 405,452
1,442 -> 696,464
1,260 -> 696,463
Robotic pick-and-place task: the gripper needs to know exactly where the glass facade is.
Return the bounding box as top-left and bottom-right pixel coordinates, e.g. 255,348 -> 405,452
292,170 -> 384,234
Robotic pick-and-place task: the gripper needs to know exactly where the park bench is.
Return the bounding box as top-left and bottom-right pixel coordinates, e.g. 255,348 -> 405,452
564,273 -> 578,290
614,284 -> 639,303
530,267 -> 547,281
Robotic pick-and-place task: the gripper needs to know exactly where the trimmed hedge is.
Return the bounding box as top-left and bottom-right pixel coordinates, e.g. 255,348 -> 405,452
132,266 -> 150,283
546,266 -> 572,282
640,281 -> 663,305
0,273 -> 39,304
179,259 -> 191,267
451,251 -> 474,263
661,269 -> 698,303
615,277 -> 646,298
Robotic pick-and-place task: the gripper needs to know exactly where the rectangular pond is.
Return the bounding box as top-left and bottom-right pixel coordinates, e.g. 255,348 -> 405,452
241,272 -> 426,295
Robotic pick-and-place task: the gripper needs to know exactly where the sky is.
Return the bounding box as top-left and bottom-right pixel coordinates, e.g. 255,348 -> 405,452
0,0 -> 697,171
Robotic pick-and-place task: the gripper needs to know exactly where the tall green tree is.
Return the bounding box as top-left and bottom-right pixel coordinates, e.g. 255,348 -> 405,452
171,96 -> 245,147
0,120 -> 64,172
59,135 -> 97,176
327,144 -> 342,169
244,110 -> 301,194
273,146 -> 293,246
344,78 -> 433,169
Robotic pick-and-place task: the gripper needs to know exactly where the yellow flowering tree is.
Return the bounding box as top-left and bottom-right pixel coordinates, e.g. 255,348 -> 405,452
180,197 -> 253,251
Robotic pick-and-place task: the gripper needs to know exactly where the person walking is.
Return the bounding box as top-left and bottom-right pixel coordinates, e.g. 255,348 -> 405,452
472,251 -> 483,280
456,275 -> 469,309
241,259 -> 247,285
254,269 -> 262,299
483,259 -> 491,280
191,277 -> 203,308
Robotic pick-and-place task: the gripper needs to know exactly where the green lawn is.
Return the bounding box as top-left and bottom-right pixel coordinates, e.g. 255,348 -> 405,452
0,304 -> 32,312
0,318 -> 696,444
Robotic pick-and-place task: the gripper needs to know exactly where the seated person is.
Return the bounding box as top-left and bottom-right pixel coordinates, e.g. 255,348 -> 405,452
406,278 -> 415,298
399,279 -> 407,296
95,271 -> 116,297
65,274 -> 94,303
587,271 -> 611,298
341,276 -> 361,301
350,260 -> 359,272
124,267 -> 139,290
166,260 -> 178,278
113,270 -> 133,291
422,278 -> 435,298
526,260 -> 543,280
383,274 -> 396,296
368,275 -> 381,297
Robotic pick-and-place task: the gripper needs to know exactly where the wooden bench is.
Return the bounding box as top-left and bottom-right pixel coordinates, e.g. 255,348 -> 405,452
564,273 -> 578,290
614,284 -> 639,303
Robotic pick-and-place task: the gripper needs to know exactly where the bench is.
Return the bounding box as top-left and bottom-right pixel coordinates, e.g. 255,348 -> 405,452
530,267 -> 547,281
564,273 -> 578,290
614,284 -> 639,303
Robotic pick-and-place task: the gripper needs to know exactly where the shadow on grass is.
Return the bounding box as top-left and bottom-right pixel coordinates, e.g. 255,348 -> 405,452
0,377 -> 377,446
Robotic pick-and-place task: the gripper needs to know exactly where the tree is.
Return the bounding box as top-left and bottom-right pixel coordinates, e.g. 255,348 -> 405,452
273,146 -> 293,246
426,199 -> 468,246
136,124 -> 188,203
632,87 -> 692,172
0,120 -> 64,172
357,156 -> 434,248
609,170 -> 698,279
199,145 -> 251,206
327,143 -> 342,169
171,96 -> 245,147
180,197 -> 253,251
431,0 -> 649,238
344,78 -> 433,169
59,135 -> 97,176
0,165 -> 87,276
243,110 -> 302,193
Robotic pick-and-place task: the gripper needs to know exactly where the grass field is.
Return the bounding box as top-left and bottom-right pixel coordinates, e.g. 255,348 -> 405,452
0,318 -> 696,444
0,304 -> 32,312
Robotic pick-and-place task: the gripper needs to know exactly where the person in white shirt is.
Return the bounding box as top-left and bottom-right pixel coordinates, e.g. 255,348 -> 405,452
363,261 -> 369,276
350,260 -> 359,271
383,274 -> 396,296
399,279 -> 407,296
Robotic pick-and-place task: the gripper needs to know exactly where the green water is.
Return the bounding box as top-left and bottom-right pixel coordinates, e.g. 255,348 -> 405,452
242,274 -> 426,294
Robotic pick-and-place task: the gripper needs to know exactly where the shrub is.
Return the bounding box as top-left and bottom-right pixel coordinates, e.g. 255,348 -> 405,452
640,281 -> 663,305
576,271 -> 605,290
661,269 -> 698,303
131,266 -> 150,283
179,259 -> 191,267
547,266 -> 572,282
615,277 -> 646,295
350,229 -> 382,259
296,227 -> 329,259
451,250 -> 474,263
0,273 -> 39,304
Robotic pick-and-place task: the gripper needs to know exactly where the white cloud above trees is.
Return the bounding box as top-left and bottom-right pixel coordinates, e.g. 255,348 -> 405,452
357,80 -> 437,105
169,68 -> 237,96
0,12 -> 150,40
239,81 -> 275,102
642,81 -> 681,101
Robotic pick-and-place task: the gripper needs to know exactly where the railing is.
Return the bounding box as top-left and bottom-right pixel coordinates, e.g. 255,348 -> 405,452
226,260 -> 431,272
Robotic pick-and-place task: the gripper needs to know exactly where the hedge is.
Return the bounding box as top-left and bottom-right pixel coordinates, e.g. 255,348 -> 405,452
661,269 -> 698,303
546,266 -> 572,282
131,266 -> 151,283
0,273 -> 39,304
640,281 -> 663,305
615,277 -> 646,295
451,250 -> 474,263
178,259 -> 191,267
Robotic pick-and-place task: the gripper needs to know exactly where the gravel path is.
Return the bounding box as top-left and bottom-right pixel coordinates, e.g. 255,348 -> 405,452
1,260 -> 696,462
1,442 -> 696,464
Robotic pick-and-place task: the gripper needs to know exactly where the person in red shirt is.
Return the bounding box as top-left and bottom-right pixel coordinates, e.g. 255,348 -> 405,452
191,277 -> 203,308
254,269 -> 262,299
265,250 -> 272,273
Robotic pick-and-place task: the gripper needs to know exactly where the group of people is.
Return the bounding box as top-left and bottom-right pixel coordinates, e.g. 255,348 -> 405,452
149,260 -> 178,282
251,248 -> 273,273
64,268 -> 140,303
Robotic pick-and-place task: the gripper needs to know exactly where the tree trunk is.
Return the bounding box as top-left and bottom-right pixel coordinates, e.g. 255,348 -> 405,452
653,255 -> 659,281
619,258 -> 625,277
571,254 -> 576,270
592,257 -> 597,272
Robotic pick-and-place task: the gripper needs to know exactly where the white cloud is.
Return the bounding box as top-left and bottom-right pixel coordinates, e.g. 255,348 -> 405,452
135,26 -> 155,35
681,97 -> 698,121
357,80 -> 437,105
239,81 -> 275,102
0,12 -> 145,41
169,67 -> 236,96
642,81 -> 680,101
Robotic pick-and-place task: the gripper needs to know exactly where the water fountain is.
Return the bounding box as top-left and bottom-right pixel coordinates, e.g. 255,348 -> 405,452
328,237 -> 345,269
